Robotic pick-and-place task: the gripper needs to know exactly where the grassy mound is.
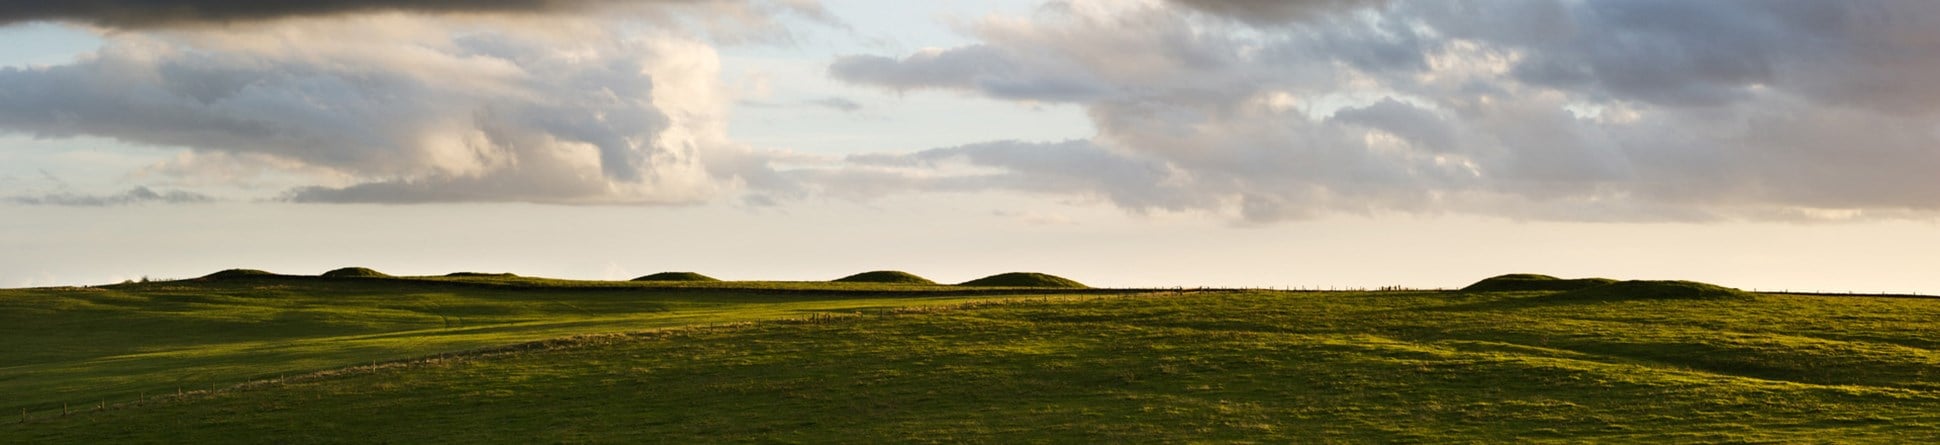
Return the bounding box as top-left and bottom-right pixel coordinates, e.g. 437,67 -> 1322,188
831,271 -> 937,285
320,267 -> 392,278
197,269 -> 279,280
1548,280 -> 1754,302
445,272 -> 518,278
1462,274 -> 1617,292
959,272 -> 1087,288
631,272 -> 721,282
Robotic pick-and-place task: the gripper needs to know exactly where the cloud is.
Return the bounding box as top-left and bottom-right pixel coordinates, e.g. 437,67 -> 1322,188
821,139 -> 1206,212
991,210 -> 1074,226
7,186 -> 214,206
803,97 -> 861,113
1165,0 -> 1387,25
738,96 -> 864,113
829,46 -> 1112,102
822,0 -> 1940,222
0,0 -> 640,28
0,13 -> 789,204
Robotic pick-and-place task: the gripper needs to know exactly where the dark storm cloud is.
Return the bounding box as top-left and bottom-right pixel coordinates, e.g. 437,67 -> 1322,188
0,0 -> 637,28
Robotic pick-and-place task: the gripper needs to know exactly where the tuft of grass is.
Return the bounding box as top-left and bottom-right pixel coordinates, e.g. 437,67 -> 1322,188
832,270 -> 937,285
631,272 -> 720,282
959,272 -> 1087,288
197,269 -> 280,280
319,267 -> 392,278
1461,274 -> 1616,292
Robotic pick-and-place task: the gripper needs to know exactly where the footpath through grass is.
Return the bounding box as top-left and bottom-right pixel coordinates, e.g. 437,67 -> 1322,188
9,283 -> 1940,442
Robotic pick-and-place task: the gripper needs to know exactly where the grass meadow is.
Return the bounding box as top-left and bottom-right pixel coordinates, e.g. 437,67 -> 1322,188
6,274 -> 1940,442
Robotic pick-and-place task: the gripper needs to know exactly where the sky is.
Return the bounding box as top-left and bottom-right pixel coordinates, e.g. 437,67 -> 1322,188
2,0 -> 1938,293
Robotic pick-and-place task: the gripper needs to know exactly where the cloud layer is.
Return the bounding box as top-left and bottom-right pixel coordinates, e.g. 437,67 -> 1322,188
822,0 -> 1940,221
0,0 -> 629,28
0,10 -> 790,204
6,0 -> 1940,223
7,186 -> 213,206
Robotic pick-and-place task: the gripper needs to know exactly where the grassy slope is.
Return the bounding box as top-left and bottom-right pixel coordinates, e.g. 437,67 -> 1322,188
0,276 -> 1112,415
10,287 -> 1940,442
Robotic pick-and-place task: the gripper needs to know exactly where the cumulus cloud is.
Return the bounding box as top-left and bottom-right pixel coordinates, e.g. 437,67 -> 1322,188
823,0 -> 1940,222
0,10 -> 792,204
7,186 -> 214,206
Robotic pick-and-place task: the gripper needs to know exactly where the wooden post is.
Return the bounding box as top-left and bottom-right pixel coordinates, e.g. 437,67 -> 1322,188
62,403 -> 68,416
20,408 -> 25,423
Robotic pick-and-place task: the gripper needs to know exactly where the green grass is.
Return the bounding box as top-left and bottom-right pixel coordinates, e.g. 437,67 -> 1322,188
958,272 -> 1087,288
830,270 -> 937,285
0,275 -> 1114,417
8,277 -> 1940,442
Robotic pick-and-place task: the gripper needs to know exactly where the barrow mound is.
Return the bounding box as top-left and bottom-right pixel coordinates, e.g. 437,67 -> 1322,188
631,272 -> 721,282
198,269 -> 280,280
832,271 -> 937,285
321,267 -> 393,278
958,272 -> 1088,288
1549,280 -> 1754,302
1462,274 -> 1617,292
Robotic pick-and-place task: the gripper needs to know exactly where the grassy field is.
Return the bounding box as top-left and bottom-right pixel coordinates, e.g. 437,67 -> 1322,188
0,274 -> 1132,417
8,276 -> 1940,442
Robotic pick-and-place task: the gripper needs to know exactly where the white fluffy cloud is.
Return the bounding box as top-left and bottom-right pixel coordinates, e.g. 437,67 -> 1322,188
822,0 -> 1940,221
0,6 -> 805,204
